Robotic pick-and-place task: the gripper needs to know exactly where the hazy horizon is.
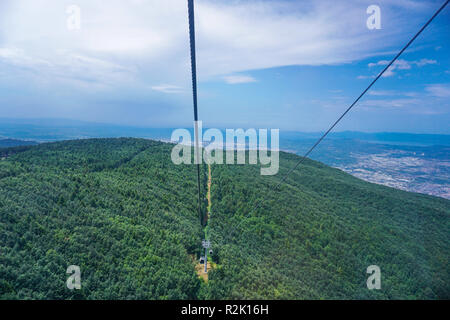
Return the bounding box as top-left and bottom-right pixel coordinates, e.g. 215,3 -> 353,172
1,117 -> 450,137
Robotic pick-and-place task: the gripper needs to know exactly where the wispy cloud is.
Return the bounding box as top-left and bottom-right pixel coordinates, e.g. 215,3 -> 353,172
415,58 -> 438,67
361,98 -> 420,108
357,75 -> 373,80
360,84 -> 450,115
368,58 -> 437,69
0,47 -> 52,69
426,84 -> 450,98
0,0 -> 435,82
223,75 -> 257,84
366,58 -> 437,77
151,84 -> 184,94
368,90 -> 397,96
0,0 -> 445,129
368,90 -> 418,97
0,46 -> 135,89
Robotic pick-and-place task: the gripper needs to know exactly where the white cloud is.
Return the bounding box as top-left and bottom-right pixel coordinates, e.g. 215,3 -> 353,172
368,90 -> 419,97
0,47 -> 52,68
415,58 -> 438,67
368,90 -> 397,96
151,84 -> 184,94
359,84 -> 450,115
382,66 -> 396,77
0,0 -> 433,86
368,58 -> 436,69
367,58 -> 437,77
223,75 -> 257,84
0,47 -> 135,88
361,98 -> 420,108
357,75 -> 373,80
426,84 -> 450,98
0,0 -> 442,126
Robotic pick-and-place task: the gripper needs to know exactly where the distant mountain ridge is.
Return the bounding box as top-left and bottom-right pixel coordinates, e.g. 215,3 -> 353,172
0,118 -> 449,146
0,138 -> 38,148
281,131 -> 450,146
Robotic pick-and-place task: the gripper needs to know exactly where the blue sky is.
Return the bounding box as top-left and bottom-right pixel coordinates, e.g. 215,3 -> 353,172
0,0 -> 449,133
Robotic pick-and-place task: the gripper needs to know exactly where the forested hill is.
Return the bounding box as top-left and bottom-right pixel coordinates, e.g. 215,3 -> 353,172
0,139 -> 38,148
0,138 -> 448,299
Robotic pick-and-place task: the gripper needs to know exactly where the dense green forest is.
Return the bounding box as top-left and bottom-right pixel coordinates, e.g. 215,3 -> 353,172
0,138 -> 448,299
